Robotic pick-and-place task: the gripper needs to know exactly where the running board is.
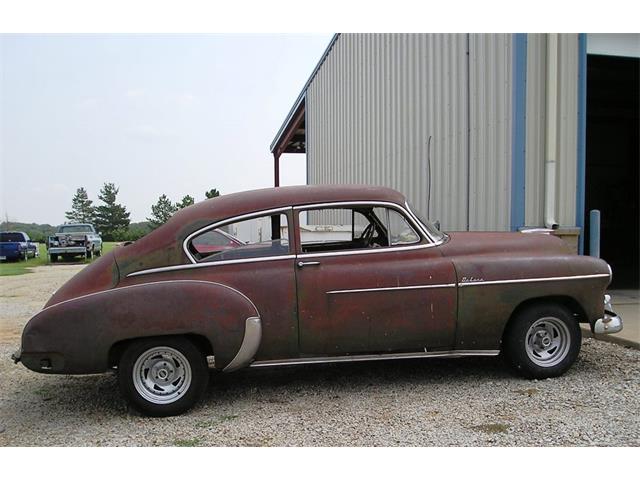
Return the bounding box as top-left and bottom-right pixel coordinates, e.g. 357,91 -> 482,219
249,349 -> 500,368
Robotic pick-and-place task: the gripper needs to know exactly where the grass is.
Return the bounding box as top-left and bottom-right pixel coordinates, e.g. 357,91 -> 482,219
173,438 -> 201,447
0,242 -> 118,277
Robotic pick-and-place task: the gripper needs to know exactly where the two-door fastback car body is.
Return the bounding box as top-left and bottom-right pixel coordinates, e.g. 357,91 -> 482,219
13,185 -> 623,416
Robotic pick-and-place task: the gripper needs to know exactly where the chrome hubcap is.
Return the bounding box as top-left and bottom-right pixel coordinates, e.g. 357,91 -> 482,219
525,317 -> 571,367
132,346 -> 192,405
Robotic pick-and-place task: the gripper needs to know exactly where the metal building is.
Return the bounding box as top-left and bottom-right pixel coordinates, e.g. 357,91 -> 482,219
271,33 -> 639,288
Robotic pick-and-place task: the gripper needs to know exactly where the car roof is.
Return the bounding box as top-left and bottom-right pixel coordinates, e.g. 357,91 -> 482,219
172,184 -> 406,226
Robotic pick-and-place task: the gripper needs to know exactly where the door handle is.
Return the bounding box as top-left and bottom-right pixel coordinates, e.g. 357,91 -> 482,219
297,261 -> 320,268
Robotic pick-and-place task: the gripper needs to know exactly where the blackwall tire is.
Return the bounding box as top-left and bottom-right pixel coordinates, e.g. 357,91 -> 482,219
49,253 -> 58,263
118,337 -> 208,417
503,303 -> 581,379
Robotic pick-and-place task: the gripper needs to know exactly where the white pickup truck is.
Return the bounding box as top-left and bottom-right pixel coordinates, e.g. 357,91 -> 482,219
47,223 -> 102,262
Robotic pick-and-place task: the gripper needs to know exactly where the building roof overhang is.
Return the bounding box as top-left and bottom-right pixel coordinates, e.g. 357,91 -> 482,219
269,34 -> 340,157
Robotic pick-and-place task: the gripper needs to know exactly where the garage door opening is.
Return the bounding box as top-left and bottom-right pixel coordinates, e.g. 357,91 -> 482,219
584,54 -> 639,288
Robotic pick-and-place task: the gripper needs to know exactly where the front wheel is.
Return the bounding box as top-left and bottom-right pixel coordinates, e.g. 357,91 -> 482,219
503,303 -> 581,379
118,337 -> 209,417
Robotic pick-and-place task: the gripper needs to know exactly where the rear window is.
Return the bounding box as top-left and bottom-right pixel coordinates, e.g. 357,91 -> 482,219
188,213 -> 289,262
0,233 -> 26,242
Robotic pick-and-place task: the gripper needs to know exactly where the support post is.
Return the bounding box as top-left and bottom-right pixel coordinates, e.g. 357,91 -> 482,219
589,209 -> 600,258
274,153 -> 280,187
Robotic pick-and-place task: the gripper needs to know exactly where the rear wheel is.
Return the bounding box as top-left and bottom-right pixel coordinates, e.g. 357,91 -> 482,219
118,337 -> 209,417
503,303 -> 581,379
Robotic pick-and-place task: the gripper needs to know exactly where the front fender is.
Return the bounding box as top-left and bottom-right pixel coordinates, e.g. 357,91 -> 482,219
20,280 -> 259,374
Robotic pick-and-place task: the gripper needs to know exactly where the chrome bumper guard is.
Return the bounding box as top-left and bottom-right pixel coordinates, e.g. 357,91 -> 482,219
594,294 -> 624,335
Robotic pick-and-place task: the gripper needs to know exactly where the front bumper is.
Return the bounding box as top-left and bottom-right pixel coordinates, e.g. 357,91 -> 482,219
48,246 -> 87,255
594,294 -> 624,335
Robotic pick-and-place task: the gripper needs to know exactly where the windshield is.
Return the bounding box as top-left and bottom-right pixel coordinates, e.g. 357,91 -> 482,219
58,225 -> 95,234
406,203 -> 446,242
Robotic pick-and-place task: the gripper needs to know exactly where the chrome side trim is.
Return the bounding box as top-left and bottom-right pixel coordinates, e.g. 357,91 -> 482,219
250,349 -> 500,368
327,283 -> 456,295
458,273 -> 610,287
127,254 -> 296,278
182,206 -> 293,264
32,279 -> 260,320
223,316 -> 262,372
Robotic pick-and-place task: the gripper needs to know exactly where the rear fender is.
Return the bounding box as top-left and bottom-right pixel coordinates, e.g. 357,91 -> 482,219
21,280 -> 259,374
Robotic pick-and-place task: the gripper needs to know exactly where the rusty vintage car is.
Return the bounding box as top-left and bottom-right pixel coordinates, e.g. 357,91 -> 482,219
13,185 -> 623,416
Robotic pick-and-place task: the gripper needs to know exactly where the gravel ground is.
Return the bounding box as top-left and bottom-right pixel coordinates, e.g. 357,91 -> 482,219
1,266 -> 639,446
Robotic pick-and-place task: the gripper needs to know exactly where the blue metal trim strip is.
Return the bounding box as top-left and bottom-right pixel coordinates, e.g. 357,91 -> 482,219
511,33 -> 527,231
576,33 -> 588,254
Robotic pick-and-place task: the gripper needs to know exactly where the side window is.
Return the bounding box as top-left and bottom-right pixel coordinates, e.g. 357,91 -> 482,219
189,213 -> 289,262
298,206 -> 421,254
388,209 -> 420,245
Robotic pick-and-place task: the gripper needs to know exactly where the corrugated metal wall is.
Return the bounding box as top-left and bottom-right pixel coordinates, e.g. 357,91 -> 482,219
525,34 -> 547,227
305,33 -> 580,231
307,33 -> 470,230
468,33 -> 513,230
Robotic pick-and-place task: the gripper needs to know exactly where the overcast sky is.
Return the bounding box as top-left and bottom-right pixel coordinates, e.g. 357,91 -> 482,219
0,34 -> 332,224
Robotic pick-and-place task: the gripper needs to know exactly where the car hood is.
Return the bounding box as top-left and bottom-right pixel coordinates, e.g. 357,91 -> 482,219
438,231 -> 572,258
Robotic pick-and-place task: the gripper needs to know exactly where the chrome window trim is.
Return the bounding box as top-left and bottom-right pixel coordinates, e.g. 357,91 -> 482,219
32,279 -> 260,320
182,206 -> 293,264
249,349 -> 500,368
458,273 -> 611,287
294,200 -> 443,252
296,242 -> 433,259
404,201 -> 447,245
326,283 -> 456,294
134,200 -> 445,278
127,254 -> 296,278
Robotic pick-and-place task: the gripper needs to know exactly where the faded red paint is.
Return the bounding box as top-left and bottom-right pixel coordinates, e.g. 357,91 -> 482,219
17,185 -> 611,376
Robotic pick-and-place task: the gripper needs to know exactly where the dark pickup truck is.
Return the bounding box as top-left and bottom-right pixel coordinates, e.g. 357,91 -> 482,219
0,231 -> 38,261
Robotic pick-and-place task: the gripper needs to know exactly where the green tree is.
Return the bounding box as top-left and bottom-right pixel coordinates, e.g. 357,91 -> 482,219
204,188 -> 220,199
176,194 -> 195,209
65,187 -> 95,223
94,183 -> 131,241
122,221 -> 153,241
147,194 -> 177,229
